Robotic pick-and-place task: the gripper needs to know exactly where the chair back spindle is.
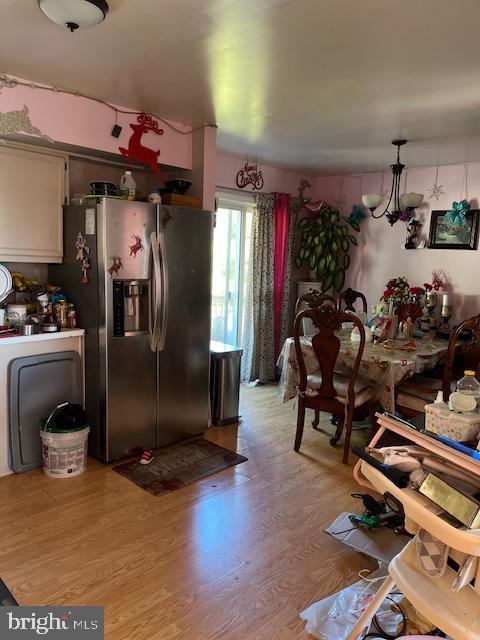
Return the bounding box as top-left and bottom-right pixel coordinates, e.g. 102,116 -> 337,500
338,287 -> 368,315
295,290 -> 336,317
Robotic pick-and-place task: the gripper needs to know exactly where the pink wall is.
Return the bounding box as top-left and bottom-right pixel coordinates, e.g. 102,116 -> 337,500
216,153 -> 314,195
0,77 -> 192,169
314,164 -> 480,321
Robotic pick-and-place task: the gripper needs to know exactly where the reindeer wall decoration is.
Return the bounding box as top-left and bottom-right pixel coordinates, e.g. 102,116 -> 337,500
119,113 -> 164,178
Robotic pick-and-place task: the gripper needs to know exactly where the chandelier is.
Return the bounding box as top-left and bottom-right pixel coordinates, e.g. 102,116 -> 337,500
362,140 -> 423,226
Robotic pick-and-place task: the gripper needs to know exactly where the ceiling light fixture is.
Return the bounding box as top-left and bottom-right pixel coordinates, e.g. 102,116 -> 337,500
362,140 -> 423,226
38,0 -> 109,32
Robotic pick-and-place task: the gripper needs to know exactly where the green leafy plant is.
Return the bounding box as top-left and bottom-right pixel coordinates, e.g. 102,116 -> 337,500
294,204 -> 360,293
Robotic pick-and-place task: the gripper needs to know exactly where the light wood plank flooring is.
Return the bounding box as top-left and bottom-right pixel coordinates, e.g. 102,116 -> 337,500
0,384 -> 373,639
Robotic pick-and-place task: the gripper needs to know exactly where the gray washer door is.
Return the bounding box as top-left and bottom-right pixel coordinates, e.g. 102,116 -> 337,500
9,351 -> 83,473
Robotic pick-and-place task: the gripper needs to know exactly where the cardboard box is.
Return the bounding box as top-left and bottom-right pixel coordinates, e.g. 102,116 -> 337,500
161,193 -> 202,209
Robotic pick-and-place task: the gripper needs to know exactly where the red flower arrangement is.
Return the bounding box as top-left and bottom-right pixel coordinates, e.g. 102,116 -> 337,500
409,287 -> 424,296
379,277 -> 425,321
397,302 -> 423,322
424,270 -> 445,292
375,272 -> 447,325
381,277 -> 410,306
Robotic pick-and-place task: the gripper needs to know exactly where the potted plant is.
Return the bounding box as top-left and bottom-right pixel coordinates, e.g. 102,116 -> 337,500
294,204 -> 360,293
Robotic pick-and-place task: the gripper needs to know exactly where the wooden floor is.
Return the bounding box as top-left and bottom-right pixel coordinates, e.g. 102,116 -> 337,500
0,385 -> 374,639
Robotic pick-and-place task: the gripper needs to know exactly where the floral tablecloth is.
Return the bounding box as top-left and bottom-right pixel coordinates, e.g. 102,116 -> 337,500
277,331 -> 449,412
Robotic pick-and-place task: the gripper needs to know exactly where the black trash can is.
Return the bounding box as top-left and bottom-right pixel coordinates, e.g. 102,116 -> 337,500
210,341 -> 243,426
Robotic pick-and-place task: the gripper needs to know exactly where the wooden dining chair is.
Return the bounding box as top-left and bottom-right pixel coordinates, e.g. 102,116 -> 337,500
294,289 -> 336,316
295,290 -> 336,338
293,304 -> 374,464
396,313 -> 480,417
337,287 -> 368,315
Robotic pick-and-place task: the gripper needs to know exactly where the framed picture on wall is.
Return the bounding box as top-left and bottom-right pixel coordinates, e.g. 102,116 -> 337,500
428,210 -> 480,249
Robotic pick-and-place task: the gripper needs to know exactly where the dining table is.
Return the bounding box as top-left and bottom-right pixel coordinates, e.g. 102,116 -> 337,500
277,329 -> 450,412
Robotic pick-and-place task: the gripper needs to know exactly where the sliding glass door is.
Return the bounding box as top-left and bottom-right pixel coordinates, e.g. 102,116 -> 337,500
211,197 -> 253,347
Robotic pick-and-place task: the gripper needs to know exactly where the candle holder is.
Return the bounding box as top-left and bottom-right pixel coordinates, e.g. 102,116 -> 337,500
425,291 -> 437,329
441,304 -> 453,330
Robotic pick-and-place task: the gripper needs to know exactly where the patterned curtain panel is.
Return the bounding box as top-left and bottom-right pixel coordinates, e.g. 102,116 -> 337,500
250,193 -> 276,382
278,198 -> 300,354
273,192 -> 290,357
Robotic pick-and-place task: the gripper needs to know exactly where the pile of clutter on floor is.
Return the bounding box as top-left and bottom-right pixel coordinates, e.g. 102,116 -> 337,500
300,493 -> 453,640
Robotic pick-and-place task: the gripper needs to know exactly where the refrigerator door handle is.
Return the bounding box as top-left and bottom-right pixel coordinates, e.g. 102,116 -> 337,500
157,229 -> 169,352
148,231 -> 161,352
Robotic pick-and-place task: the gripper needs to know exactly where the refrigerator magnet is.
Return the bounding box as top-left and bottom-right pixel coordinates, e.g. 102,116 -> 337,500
107,256 -> 124,278
75,232 -> 91,284
129,234 -> 143,258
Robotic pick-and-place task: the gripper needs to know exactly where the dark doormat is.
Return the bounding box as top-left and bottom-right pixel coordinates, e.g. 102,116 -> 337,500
112,438 -> 248,496
0,579 -> 18,606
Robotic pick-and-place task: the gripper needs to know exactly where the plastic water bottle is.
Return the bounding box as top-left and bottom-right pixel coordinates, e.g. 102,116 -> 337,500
120,171 -> 136,200
456,370 -> 480,410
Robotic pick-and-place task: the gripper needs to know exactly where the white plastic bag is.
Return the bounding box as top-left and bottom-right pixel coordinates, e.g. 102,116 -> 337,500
299,570 -> 401,640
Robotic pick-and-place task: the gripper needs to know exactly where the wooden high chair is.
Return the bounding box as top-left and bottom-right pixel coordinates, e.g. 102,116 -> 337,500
348,413 -> 480,640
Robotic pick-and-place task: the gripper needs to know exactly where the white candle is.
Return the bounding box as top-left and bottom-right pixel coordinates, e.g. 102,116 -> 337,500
442,293 -> 449,306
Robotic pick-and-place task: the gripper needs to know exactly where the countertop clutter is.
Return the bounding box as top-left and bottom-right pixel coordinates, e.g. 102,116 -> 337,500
0,267 -> 79,338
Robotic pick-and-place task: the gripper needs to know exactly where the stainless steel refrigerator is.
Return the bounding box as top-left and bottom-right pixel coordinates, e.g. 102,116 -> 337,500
49,199 -> 212,462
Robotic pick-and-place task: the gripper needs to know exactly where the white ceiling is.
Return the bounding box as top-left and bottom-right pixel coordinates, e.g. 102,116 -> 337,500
3,0 -> 480,174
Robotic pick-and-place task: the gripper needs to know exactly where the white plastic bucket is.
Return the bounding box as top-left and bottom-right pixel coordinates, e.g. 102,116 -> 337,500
40,427 -> 90,478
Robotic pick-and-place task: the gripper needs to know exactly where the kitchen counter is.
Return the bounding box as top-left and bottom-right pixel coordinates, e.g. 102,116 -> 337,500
0,329 -> 85,477
0,328 -> 85,345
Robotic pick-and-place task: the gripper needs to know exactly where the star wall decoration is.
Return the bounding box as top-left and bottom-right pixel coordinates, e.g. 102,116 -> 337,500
349,204 -> 366,225
445,199 -> 469,226
427,182 -> 445,200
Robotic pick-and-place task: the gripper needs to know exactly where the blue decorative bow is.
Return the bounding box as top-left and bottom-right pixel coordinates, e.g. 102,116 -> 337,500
445,199 -> 469,226
349,204 -> 366,224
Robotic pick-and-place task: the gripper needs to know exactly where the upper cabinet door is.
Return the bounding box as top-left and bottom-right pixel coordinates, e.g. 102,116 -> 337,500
0,144 -> 66,263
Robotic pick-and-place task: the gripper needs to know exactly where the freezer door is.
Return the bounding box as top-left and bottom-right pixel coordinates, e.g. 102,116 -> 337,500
102,199 -> 157,461
156,206 -> 212,445
49,205 -> 103,458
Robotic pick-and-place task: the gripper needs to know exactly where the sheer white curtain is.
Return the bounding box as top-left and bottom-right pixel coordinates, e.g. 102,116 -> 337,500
240,228 -> 254,382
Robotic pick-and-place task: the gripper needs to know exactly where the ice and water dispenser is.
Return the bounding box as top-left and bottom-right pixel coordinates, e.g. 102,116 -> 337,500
112,280 -> 149,337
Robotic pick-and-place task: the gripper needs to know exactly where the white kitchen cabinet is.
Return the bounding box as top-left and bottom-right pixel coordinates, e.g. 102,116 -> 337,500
0,143 -> 67,263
